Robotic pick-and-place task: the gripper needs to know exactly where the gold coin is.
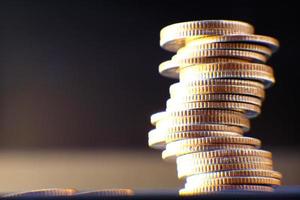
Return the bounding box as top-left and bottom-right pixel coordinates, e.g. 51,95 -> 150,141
150,111 -> 167,125
170,137 -> 261,148
182,42 -> 272,56
173,49 -> 268,64
177,149 -> 272,159
179,62 -> 275,88
166,101 -> 261,118
158,110 -> 250,130
177,163 -> 273,177
186,170 -> 282,181
177,156 -> 272,167
187,34 -> 279,52
179,185 -> 274,195
185,176 -> 281,188
175,79 -> 264,88
75,189 -> 134,196
169,94 -> 262,106
170,82 -> 265,100
160,20 -> 254,52
159,58 -> 250,79
167,124 -> 244,134
177,159 -> 273,178
148,129 -> 166,149
162,144 -> 256,160
166,131 -> 242,143
3,188 -> 77,197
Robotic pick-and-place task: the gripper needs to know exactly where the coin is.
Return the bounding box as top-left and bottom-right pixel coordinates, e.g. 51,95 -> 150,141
75,189 -> 134,196
3,188 -> 77,197
157,110 -> 250,131
186,34 -> 279,52
179,185 -> 274,195
173,49 -> 268,64
166,101 -> 261,118
160,20 -> 254,52
182,42 -> 272,56
162,144 -> 257,161
172,137 -> 261,148
186,170 -> 282,181
185,176 -> 281,188
150,111 -> 167,125
166,131 -> 242,143
169,81 -> 265,100
148,128 -> 166,149
177,163 -> 273,178
166,124 -> 244,134
179,62 -> 275,88
177,149 -> 272,159
159,58 -> 249,79
177,156 -> 272,167
168,94 -> 262,106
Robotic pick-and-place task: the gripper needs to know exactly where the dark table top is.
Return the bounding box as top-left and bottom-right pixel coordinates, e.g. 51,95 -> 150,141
1,186 -> 300,200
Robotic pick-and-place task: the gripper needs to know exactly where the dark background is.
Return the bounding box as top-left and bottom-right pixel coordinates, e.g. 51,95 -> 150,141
0,0 -> 298,149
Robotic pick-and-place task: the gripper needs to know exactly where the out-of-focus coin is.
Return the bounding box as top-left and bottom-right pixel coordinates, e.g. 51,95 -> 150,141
150,111 -> 167,126
148,128 -> 166,149
2,188 -> 77,198
75,189 -> 134,196
179,185 -> 274,195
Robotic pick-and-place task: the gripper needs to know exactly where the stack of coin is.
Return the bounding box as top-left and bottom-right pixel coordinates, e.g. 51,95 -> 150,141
148,20 -> 282,195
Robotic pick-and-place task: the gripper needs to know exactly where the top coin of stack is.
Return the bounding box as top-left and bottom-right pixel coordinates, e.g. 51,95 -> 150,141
148,20 -> 282,195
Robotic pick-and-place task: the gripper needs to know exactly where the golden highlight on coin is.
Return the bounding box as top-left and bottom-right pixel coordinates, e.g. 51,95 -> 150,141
3,188 -> 77,198
149,19 -> 281,195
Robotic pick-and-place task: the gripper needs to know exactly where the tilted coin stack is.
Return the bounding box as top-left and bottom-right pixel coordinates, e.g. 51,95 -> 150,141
148,20 -> 282,195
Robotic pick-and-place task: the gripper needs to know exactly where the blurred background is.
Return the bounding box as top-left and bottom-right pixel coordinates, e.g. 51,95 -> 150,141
0,0 -> 298,193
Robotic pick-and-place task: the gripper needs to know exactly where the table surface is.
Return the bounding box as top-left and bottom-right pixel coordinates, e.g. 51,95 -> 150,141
1,186 -> 300,200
